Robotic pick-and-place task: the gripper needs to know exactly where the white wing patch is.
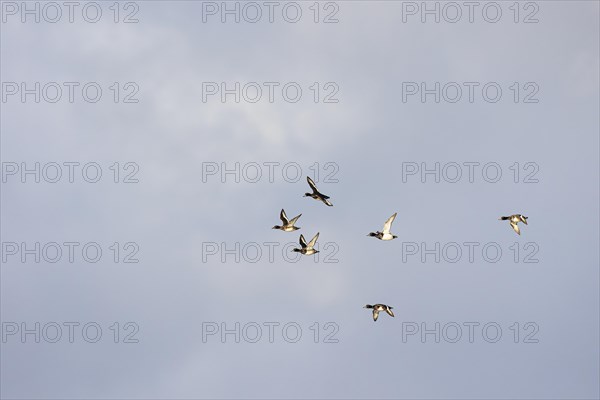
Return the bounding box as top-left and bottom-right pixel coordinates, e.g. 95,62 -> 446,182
511,222 -> 521,235
382,212 -> 397,234
307,232 -> 320,248
288,214 -> 301,226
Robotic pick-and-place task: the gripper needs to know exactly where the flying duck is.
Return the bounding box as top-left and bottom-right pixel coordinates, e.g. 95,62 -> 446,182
367,212 -> 398,241
499,214 -> 528,235
364,304 -> 395,321
292,232 -> 320,255
304,176 -> 333,206
272,209 -> 301,232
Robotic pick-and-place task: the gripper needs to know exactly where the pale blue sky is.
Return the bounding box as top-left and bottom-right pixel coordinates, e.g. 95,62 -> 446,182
1,1 -> 599,399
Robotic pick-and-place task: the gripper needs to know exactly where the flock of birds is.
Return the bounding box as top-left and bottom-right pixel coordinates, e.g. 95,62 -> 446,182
272,176 -> 529,322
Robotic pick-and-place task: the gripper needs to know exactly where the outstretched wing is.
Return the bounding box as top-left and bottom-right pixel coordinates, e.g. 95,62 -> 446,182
307,232 -> 320,248
288,214 -> 302,226
385,308 -> 395,318
510,222 -> 521,235
382,212 -> 397,234
307,176 -> 318,193
372,310 -> 379,322
299,234 -> 308,248
280,209 -> 289,225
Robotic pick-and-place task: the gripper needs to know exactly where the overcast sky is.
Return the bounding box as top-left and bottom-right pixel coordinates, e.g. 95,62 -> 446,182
1,1 -> 599,399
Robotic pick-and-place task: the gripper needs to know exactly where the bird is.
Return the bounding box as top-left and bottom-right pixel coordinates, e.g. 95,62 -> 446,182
303,176 -> 333,206
292,232 -> 320,255
367,212 -> 398,240
364,304 -> 395,321
272,209 -> 301,232
499,214 -> 528,235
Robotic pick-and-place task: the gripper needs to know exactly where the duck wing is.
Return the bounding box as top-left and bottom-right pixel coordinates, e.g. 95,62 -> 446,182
280,209 -> 290,225
307,232 -> 320,248
510,222 -> 521,235
299,234 -> 308,248
307,176 -> 319,193
382,212 -> 397,234
288,214 -> 302,226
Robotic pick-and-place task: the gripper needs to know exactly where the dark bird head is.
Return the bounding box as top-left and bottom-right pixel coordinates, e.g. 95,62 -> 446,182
363,304 -> 373,309
303,192 -> 312,197
367,232 -> 377,237
272,225 -> 282,230
393,235 -> 398,239
291,248 -> 301,252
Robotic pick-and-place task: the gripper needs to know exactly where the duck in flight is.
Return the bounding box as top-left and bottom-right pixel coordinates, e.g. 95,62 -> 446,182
364,304 -> 395,321
292,232 -> 320,255
368,212 -> 398,241
499,214 -> 528,235
304,176 -> 333,206
272,209 -> 301,232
